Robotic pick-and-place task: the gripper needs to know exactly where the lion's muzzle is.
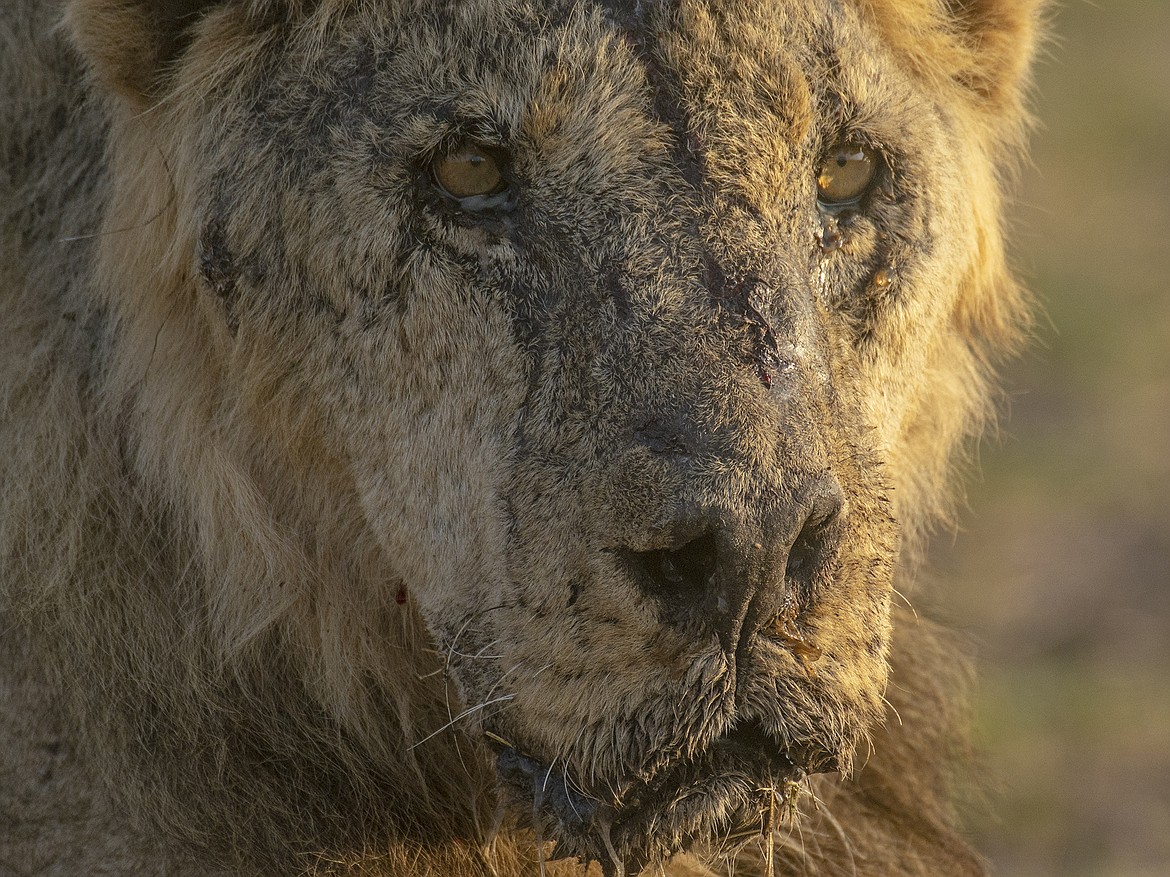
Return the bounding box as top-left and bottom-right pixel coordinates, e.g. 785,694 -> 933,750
456,253 -> 895,872
620,473 -> 845,664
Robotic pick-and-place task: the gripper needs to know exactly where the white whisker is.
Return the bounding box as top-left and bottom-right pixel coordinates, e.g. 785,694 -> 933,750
408,695 -> 515,750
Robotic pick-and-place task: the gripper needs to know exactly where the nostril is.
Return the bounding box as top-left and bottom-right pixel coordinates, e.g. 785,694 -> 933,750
784,480 -> 844,588
784,540 -> 812,579
784,521 -> 821,583
785,515 -> 825,578
636,531 -> 719,602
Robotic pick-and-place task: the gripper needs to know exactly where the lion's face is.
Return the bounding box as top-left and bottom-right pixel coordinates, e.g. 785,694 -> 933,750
105,0 -> 1012,869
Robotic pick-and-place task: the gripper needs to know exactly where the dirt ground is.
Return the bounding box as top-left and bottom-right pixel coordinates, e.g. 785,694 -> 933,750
928,2 -> 1170,875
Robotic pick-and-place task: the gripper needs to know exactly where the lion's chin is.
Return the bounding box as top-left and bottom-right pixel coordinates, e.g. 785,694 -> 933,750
494,719 -> 807,876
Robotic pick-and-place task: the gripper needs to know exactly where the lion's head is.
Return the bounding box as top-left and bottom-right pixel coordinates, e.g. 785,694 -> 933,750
24,0 -> 1038,872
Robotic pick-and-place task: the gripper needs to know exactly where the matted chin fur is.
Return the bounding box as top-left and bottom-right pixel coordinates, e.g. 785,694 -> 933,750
2,0 -> 1041,875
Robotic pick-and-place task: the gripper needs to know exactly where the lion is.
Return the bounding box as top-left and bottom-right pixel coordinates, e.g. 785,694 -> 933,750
0,1 -> 1041,875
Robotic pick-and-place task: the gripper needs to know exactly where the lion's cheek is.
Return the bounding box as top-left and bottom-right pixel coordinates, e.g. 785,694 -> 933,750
331,298 -> 528,624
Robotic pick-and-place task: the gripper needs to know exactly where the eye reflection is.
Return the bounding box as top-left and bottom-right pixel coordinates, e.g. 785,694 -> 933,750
816,143 -> 878,206
431,143 -> 507,200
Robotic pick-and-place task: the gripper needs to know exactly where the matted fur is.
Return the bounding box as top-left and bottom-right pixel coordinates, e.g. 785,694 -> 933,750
1,1 -> 1041,875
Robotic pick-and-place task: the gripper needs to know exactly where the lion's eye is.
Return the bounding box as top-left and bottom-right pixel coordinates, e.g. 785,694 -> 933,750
816,142 -> 878,207
432,144 -> 507,200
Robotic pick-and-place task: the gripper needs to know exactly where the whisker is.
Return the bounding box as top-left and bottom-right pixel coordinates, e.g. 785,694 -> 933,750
816,803 -> 859,877
890,585 -> 918,620
881,695 -> 904,727
407,695 -> 515,750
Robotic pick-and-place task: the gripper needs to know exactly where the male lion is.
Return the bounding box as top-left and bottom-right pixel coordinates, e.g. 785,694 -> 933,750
0,1 -> 1040,875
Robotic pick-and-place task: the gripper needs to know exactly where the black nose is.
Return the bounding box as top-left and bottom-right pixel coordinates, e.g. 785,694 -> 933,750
627,476 -> 844,655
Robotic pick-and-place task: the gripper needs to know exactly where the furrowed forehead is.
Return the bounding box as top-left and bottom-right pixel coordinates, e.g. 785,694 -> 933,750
587,0 -> 821,184
285,1 -> 825,128
560,1 -> 821,162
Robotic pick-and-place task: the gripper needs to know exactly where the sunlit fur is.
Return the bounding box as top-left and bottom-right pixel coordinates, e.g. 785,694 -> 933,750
2,1 -> 1041,875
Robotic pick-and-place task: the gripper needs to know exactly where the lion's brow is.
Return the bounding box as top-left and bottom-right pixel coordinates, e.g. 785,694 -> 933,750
590,0 -> 708,189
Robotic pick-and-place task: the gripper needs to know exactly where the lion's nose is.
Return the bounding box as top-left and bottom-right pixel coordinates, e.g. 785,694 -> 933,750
626,476 -> 844,655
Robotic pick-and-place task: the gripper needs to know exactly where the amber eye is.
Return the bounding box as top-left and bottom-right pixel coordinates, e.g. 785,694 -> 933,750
816,142 -> 878,206
431,143 -> 506,200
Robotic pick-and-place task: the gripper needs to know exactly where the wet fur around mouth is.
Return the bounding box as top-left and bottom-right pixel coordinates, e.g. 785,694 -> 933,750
494,720 -> 806,876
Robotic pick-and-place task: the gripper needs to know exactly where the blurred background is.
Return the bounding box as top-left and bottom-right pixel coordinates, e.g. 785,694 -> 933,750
929,1 -> 1170,875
